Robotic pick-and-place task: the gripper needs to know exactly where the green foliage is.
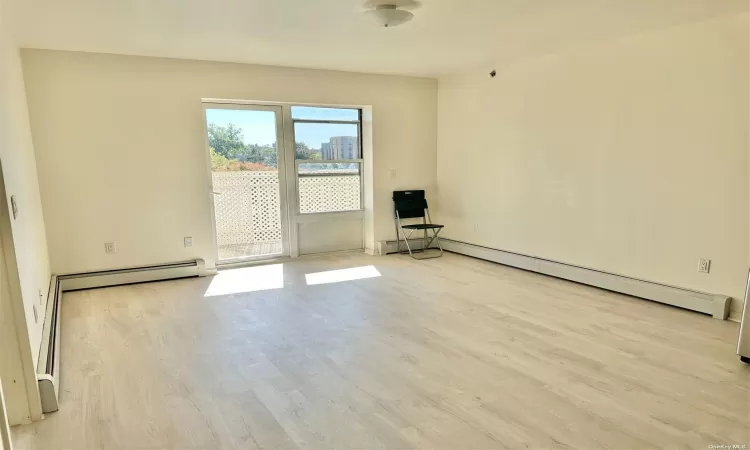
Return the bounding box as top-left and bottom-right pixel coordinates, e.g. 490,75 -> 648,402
210,146 -> 230,169
210,147 -> 274,172
247,144 -> 279,167
295,141 -> 321,160
208,123 -> 277,171
208,123 -> 325,171
208,123 -> 247,161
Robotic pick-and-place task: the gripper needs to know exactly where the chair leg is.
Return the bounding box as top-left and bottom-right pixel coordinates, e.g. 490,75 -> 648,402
402,228 -> 415,257
394,218 -> 401,254
406,228 -> 443,260
396,216 -> 417,257
432,231 -> 444,257
394,215 -> 443,259
425,209 -> 443,257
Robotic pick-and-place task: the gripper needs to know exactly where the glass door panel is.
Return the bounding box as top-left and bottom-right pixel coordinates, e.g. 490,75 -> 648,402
204,105 -> 288,263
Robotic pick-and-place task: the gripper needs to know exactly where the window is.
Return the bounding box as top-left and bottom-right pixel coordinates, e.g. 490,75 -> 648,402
292,106 -> 363,214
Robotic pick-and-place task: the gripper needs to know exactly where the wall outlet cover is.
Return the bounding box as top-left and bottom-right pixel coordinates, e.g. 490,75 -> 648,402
104,242 -> 116,254
698,258 -> 711,273
184,237 -> 193,248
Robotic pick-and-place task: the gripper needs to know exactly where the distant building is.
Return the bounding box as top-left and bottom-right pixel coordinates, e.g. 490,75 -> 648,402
320,136 -> 358,160
321,142 -> 332,159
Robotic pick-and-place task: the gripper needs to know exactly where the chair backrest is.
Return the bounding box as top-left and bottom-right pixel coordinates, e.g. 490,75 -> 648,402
393,190 -> 428,219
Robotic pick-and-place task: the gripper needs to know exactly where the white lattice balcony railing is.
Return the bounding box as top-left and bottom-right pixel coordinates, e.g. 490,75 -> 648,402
297,174 -> 361,214
212,171 -> 361,251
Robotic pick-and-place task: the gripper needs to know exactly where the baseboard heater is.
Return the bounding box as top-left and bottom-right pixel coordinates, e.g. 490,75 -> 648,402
37,276 -> 62,414
378,239 -> 731,320
36,259 -> 214,413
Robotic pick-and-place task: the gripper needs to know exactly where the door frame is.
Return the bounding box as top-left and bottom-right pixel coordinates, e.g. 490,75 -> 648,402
201,102 -> 293,264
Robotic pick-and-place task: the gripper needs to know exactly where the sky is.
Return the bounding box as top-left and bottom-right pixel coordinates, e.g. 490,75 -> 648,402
206,107 -> 358,149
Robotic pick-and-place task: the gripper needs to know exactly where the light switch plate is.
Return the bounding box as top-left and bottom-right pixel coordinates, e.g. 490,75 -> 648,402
10,195 -> 18,219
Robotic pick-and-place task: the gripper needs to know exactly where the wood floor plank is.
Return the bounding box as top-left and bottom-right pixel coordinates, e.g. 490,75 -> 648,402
11,252 -> 750,449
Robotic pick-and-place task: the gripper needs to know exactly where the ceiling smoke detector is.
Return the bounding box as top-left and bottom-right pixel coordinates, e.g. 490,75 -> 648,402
363,1 -> 420,28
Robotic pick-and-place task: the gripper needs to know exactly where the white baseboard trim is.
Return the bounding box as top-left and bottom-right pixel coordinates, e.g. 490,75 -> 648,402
37,259 -> 214,415
299,248 -> 365,259
58,259 -> 214,291
377,238 -> 431,255
378,238 -> 731,320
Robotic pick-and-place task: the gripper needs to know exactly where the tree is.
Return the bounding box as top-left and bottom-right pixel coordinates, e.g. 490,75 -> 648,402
207,123 -> 246,160
208,123 -> 280,168
260,146 -> 278,167
210,147 -> 231,170
246,144 -> 278,168
210,147 -> 274,172
295,142 -> 321,160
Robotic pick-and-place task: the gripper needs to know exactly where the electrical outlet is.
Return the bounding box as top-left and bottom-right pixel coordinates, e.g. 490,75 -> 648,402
473,223 -> 479,233
389,169 -> 397,179
104,242 -> 116,254
698,258 -> 711,273
33,304 -> 38,323
184,237 -> 193,248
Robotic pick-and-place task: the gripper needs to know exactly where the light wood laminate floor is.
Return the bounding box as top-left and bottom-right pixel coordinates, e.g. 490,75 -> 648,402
12,253 -> 750,449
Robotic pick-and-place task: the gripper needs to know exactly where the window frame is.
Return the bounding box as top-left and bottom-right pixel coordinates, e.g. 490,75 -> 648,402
292,107 -> 364,215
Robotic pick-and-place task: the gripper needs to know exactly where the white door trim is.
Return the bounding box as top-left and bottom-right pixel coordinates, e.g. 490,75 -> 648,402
201,102 -> 293,264
0,378 -> 11,450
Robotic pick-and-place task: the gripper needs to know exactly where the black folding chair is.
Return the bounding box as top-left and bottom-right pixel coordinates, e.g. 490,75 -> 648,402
393,190 -> 444,259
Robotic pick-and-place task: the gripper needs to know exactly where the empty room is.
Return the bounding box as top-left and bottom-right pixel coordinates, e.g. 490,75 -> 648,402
0,0 -> 748,449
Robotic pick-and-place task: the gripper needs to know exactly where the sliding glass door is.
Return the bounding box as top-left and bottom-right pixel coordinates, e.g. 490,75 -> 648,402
203,104 -> 290,263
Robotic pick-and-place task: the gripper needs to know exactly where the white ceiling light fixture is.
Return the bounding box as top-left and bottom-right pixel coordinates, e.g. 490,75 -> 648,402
365,5 -> 413,27
363,0 -> 420,28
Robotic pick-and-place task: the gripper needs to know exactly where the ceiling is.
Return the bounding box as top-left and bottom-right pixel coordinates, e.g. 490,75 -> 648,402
5,0 -> 748,77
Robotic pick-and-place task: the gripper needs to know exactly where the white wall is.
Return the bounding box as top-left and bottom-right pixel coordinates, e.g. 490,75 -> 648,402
0,4 -> 49,425
21,50 -> 437,274
437,13 -> 749,318
0,8 -> 51,372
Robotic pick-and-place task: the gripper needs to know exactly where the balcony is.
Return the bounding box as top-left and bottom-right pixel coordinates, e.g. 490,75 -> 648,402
212,170 -> 360,260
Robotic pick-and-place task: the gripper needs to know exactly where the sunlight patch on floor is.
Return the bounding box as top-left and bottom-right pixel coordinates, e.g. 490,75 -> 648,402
205,264 -> 284,296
